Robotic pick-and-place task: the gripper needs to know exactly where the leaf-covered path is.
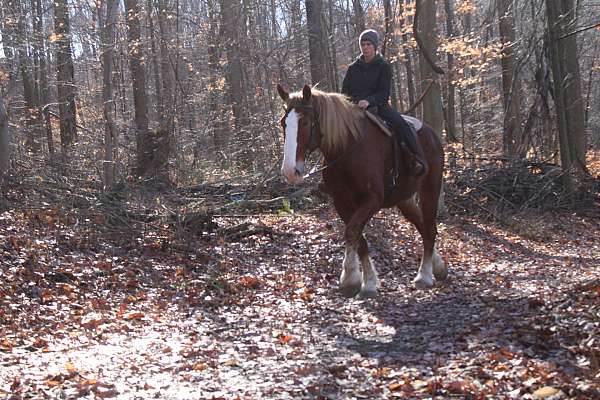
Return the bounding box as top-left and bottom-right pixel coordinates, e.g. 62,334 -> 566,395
1,199 -> 599,399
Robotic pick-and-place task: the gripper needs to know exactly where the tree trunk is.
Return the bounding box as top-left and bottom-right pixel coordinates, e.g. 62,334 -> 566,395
53,0 -> 78,153
497,0 -> 522,156
352,0 -> 365,33
327,0 -> 339,91
219,0 -> 248,129
416,0 -> 443,134
383,0 -> 399,107
206,0 -> 228,163
305,0 -> 330,90
291,0 -> 305,87
100,0 -> 118,188
545,0 -> 586,188
124,0 -> 152,177
157,0 -> 176,134
32,0 -> 53,156
0,95 -> 9,178
443,0 -> 458,142
147,0 -> 163,120
398,0 -> 416,115
13,0 -> 41,150
560,0 -> 586,167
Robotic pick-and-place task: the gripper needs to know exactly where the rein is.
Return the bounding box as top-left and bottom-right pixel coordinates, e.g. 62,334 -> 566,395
283,103 -> 366,179
300,106 -> 365,179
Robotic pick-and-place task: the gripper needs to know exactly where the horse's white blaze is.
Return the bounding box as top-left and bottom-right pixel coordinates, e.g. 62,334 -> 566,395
281,109 -> 299,182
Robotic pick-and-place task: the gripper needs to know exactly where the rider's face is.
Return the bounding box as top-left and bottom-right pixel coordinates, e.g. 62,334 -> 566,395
360,41 -> 376,62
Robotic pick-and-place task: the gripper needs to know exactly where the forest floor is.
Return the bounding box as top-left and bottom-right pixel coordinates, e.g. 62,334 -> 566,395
0,157 -> 599,399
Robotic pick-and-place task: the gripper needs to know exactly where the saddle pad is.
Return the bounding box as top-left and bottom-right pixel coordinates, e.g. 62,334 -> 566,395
365,111 -> 423,136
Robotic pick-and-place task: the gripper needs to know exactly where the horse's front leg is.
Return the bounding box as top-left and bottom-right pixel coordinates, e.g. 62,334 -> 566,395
358,235 -> 379,298
339,197 -> 381,298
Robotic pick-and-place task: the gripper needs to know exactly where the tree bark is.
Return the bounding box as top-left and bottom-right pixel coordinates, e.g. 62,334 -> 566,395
291,0 -> 305,87
220,0 -> 249,128
416,0 -> 443,134
383,0 -> 399,107
53,0 -> 78,153
32,0 -> 53,156
99,0 -> 118,188
206,0 -> 228,162
305,0 -> 330,90
443,0 -> 458,142
157,0 -> 177,134
124,0 -> 152,177
147,0 -> 163,120
352,0 -> 365,33
545,0 -> 587,188
13,0 -> 41,150
398,0 -> 416,115
0,95 -> 9,178
497,0 -> 522,156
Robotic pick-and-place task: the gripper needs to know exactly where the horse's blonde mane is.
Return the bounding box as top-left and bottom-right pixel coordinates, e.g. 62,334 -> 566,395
288,89 -> 364,152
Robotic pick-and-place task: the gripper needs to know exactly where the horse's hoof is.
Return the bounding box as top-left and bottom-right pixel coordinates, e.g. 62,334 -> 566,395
433,266 -> 448,281
413,276 -> 434,288
359,289 -> 378,299
339,283 -> 361,298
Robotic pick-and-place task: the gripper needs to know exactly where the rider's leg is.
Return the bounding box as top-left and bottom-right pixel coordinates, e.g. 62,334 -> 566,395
377,106 -> 426,176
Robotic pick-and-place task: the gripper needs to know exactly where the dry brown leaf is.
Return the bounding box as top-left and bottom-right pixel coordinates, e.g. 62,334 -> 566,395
124,312 -> 145,320
532,386 -> 560,398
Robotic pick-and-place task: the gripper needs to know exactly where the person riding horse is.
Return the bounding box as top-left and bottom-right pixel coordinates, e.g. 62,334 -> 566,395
341,29 -> 426,177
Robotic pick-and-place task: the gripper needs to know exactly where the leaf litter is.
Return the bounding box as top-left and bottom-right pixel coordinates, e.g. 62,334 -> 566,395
0,184 -> 599,399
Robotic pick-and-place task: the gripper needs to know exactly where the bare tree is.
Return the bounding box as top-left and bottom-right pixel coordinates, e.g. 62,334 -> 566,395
415,0 -> 443,134
545,0 -> 587,189
99,0 -> 118,187
53,0 -> 78,153
220,0 -> 248,129
497,0 -> 522,156
124,0 -> 152,177
0,95 -> 9,177
32,0 -> 54,156
352,0 -> 365,33
398,0 -> 416,115
443,0 -> 458,142
305,0 -> 330,90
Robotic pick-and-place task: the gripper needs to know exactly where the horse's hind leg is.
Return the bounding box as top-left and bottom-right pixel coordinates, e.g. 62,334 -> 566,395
419,175 -> 447,282
397,197 -> 433,288
358,235 -> 379,298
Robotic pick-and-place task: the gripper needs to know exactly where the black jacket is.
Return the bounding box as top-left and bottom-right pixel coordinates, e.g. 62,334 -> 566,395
341,54 -> 392,107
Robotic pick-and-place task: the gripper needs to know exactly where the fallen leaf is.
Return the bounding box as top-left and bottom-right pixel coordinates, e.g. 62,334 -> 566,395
532,386 -> 560,399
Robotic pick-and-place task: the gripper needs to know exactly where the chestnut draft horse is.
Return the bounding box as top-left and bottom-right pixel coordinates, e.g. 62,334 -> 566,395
277,84 -> 447,298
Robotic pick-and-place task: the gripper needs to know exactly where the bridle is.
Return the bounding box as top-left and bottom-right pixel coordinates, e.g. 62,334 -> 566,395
282,104 -> 321,154
282,103 -> 365,178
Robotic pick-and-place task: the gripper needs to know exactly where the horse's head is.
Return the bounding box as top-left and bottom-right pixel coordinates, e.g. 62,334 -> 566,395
277,84 -> 321,185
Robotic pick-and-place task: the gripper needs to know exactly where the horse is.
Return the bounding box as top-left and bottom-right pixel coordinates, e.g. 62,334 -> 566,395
276,84 -> 448,298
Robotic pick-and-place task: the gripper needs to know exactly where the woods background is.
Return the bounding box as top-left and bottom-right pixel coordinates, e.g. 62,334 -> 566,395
0,0 -> 598,192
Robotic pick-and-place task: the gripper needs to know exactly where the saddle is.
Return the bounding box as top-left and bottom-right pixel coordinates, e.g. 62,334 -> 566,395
364,110 -> 421,196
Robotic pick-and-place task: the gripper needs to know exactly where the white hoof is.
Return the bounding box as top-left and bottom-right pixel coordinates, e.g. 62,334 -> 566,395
413,274 -> 434,288
340,269 -> 361,298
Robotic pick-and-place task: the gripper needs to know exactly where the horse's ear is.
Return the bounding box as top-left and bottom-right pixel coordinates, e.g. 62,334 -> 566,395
277,84 -> 289,102
302,84 -> 312,102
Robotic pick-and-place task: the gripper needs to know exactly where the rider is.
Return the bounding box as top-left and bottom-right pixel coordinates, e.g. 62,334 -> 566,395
341,29 -> 426,177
